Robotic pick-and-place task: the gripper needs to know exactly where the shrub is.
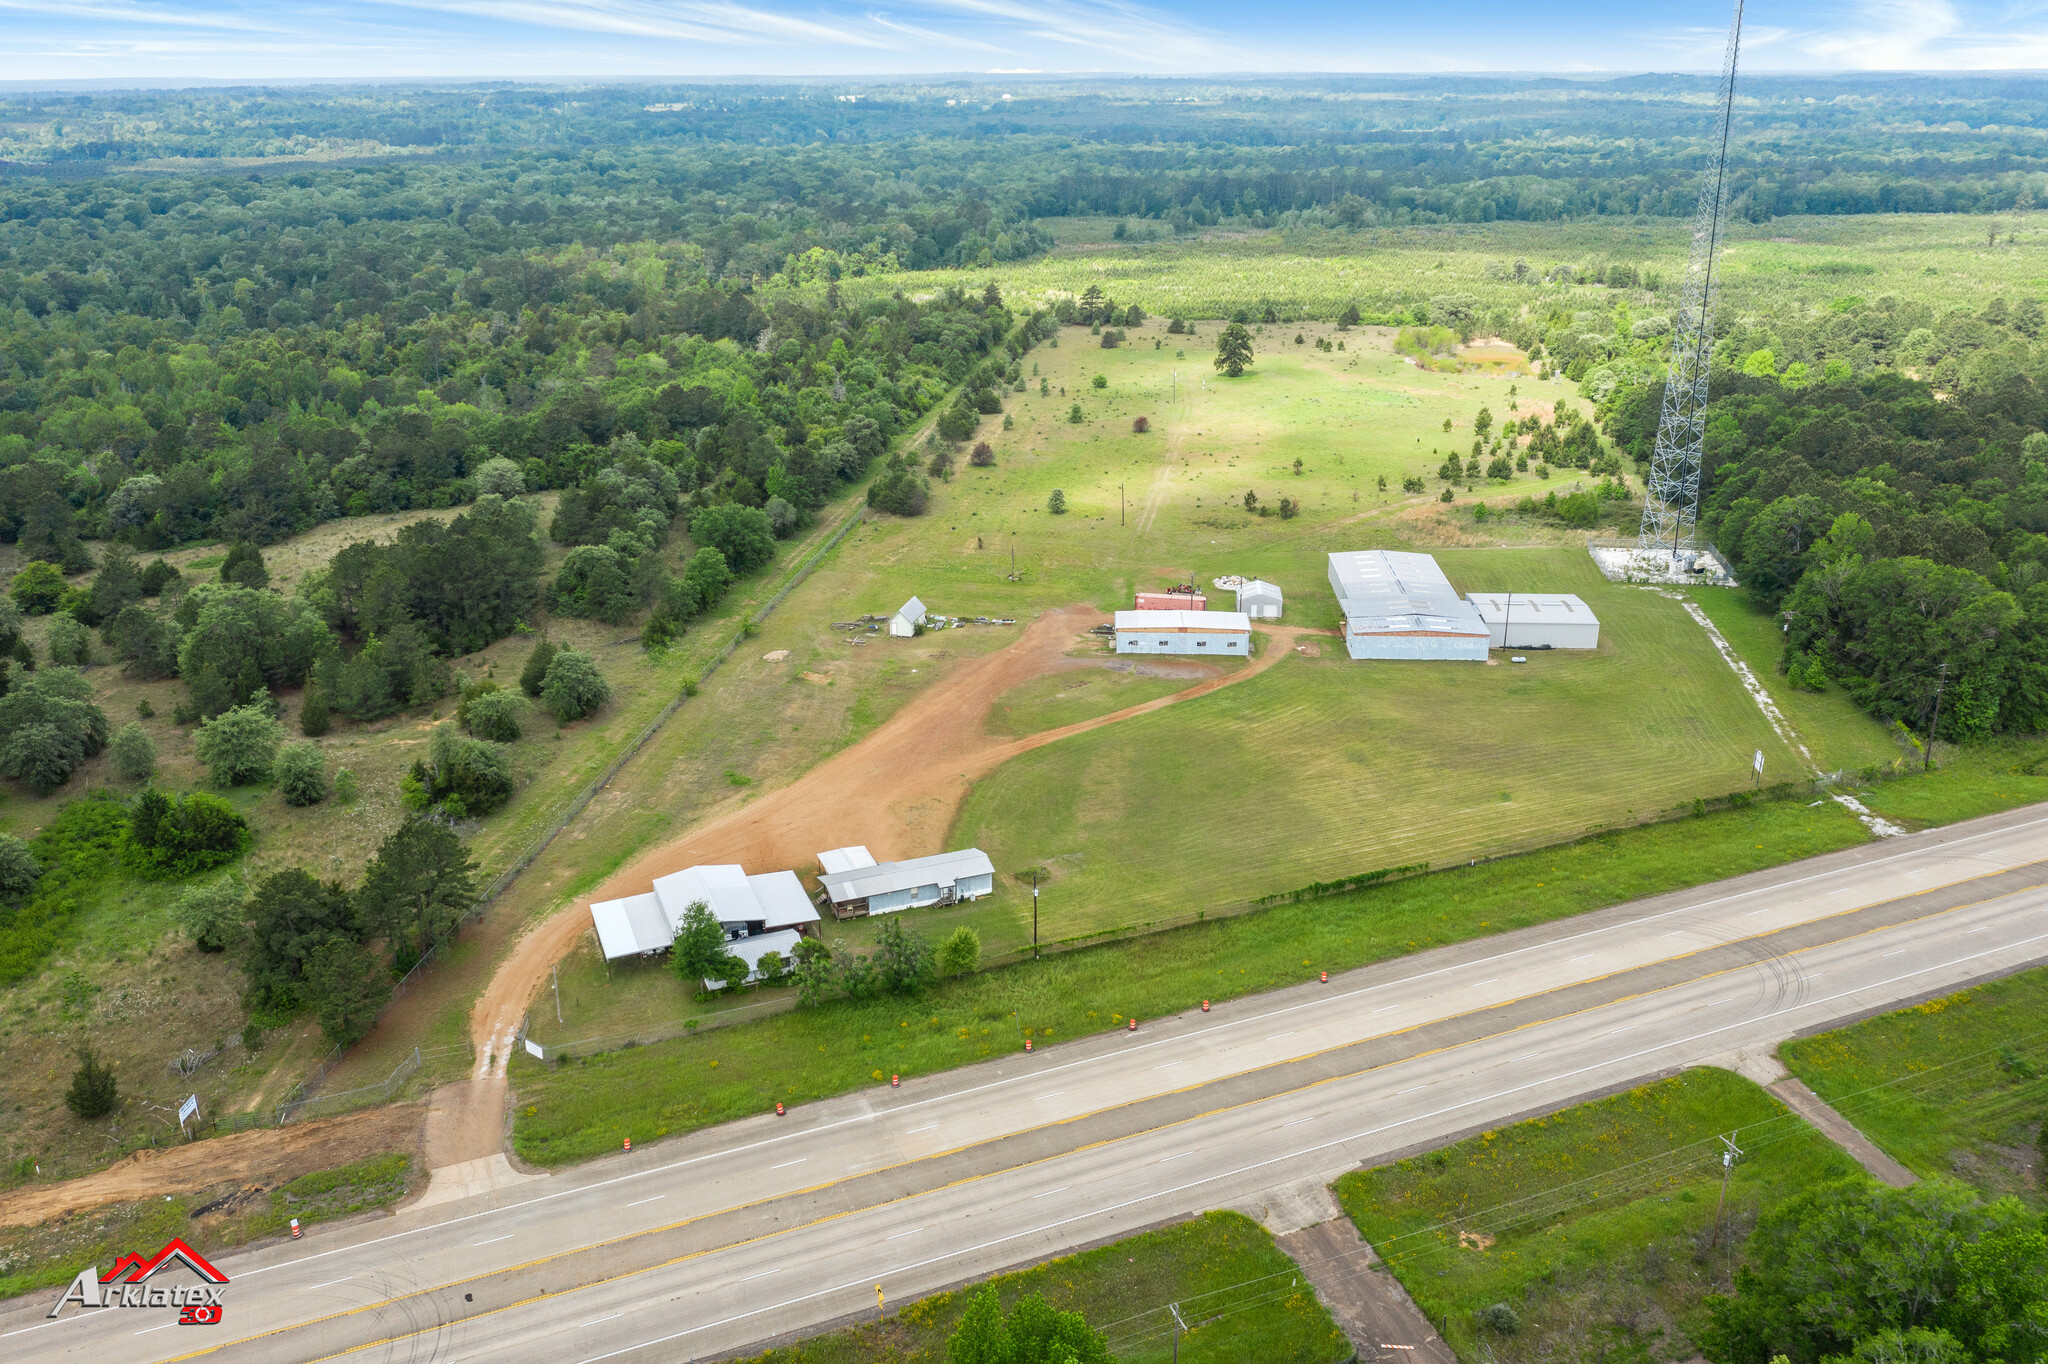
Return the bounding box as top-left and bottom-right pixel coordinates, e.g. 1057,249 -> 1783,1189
1476,1303 -> 1520,1335
194,703 -> 284,787
1091,373 -> 1108,389
926,449 -> 954,479
969,442 -> 996,468
459,683 -> 523,742
1067,402 -> 1083,423
299,681 -> 331,736
139,558 -> 181,597
1047,489 -> 1067,514
1132,416 -> 1150,433
172,877 -> 245,953
44,614 -> 90,667
65,1047 -> 118,1119
332,766 -> 359,805
0,668 -> 109,794
552,545 -> 637,624
276,741 -> 329,806
541,647 -> 610,722
110,721 -> 156,781
0,833 -> 41,903
412,723 -> 513,816
519,638 -> 557,697
764,495 -> 800,537
937,925 -> 981,977
11,562 -> 66,615
219,541 -> 269,589
126,789 -> 251,876
472,456 -> 526,498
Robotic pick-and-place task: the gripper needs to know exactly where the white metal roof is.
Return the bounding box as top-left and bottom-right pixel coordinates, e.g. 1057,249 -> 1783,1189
817,845 -> 878,875
747,870 -> 820,930
817,847 -> 997,903
703,928 -> 805,990
1112,610 -> 1251,632
1236,579 -> 1283,602
651,863 -> 817,932
895,595 -> 926,623
590,892 -> 670,959
1464,593 -> 1599,626
1330,551 -> 1488,637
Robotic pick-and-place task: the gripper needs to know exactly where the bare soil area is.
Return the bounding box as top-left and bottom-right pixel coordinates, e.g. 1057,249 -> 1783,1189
0,1102 -> 425,1229
466,608 -> 1315,1083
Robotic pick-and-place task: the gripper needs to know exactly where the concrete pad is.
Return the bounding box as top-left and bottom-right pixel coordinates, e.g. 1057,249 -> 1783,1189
415,1154 -> 548,1211
1279,1217 -> 1456,1364
1233,1177 -> 1342,1235
1704,1046 -> 1789,1088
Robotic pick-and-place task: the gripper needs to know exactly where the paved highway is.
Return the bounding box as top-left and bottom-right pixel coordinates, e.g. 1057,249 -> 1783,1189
10,803 -> 2048,1363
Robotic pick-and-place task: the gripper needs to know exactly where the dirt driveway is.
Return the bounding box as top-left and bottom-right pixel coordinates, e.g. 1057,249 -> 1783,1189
466,608 -> 1317,1089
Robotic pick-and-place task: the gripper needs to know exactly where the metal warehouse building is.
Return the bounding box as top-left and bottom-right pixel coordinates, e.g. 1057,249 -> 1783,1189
1113,609 -> 1252,656
816,847 -> 997,919
1466,593 -> 1601,650
1327,551 -> 1490,661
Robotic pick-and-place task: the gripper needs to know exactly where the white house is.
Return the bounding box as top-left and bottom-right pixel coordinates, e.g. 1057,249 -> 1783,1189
1233,579 -> 1283,619
816,847 -> 997,919
1113,609 -> 1252,657
589,861 -> 821,961
889,596 -> 927,637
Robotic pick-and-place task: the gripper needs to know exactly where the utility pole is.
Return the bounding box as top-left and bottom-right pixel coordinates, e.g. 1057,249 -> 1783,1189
1170,1303 -> 1188,1364
1709,1131 -> 1743,1247
1926,662 -> 1948,772
1031,870 -> 1040,959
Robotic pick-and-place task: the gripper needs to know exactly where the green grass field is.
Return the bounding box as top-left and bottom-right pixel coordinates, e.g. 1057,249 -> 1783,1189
1335,1068 -> 1860,1362
1683,587 -> 1900,774
732,1211 -> 1347,1364
512,794 -> 1867,1164
1780,967 -> 2048,1204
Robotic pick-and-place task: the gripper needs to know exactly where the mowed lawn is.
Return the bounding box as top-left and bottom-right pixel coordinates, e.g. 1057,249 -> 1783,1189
954,546 -> 1797,951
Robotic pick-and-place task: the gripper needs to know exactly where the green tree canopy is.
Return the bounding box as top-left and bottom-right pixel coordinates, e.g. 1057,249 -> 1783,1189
1213,322 -> 1255,377
0,667 -> 108,794
194,702 -> 286,786
355,818 -> 479,966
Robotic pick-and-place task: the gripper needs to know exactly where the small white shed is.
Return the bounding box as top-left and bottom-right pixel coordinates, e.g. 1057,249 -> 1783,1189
889,596 -> 927,638
1234,579 -> 1283,619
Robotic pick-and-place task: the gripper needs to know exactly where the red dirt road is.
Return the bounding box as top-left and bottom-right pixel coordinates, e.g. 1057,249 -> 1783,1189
465,608 -> 1313,1093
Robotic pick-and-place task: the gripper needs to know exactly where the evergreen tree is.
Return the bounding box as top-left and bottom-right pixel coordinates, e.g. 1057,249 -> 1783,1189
355,819 -> 479,966
299,681 -> 331,737
519,638 -> 558,697
64,1047 -> 119,1120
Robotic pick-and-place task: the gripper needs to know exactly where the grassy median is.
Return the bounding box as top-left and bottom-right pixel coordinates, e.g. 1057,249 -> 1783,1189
510,795 -> 1867,1165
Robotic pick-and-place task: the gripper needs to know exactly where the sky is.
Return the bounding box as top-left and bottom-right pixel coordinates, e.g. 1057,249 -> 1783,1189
2,0 -> 2046,84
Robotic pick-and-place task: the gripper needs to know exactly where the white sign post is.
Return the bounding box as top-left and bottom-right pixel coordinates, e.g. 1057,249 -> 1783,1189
178,1094 -> 199,1135
524,1037 -> 544,1061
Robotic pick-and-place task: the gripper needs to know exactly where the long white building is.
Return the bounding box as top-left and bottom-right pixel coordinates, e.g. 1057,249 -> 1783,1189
1327,551 -> 1490,661
816,846 -> 996,919
1113,609 -> 1252,657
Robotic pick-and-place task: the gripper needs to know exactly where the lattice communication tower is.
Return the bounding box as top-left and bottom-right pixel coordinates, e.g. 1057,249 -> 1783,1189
1635,0 -> 1746,573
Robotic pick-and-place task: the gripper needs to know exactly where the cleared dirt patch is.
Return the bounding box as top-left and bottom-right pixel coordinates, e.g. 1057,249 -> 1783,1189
0,1102 -> 425,1229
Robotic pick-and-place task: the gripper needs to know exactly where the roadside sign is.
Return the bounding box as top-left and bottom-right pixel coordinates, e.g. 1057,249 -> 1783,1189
178,1094 -> 199,1134
1753,748 -> 1764,774
524,1038 -> 544,1060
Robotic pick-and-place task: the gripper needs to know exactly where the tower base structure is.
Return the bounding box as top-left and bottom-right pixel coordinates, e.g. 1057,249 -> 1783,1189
1588,540 -> 1738,588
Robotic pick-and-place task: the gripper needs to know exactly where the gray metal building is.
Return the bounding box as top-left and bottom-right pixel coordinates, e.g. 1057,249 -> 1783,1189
1327,551 -> 1490,661
1112,609 -> 1252,656
817,848 -> 997,919
1465,593 -> 1602,649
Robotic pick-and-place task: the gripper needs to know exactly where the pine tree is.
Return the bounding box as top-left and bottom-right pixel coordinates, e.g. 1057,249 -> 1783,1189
65,1047 -> 119,1119
299,682 -> 331,737
519,638 -> 557,697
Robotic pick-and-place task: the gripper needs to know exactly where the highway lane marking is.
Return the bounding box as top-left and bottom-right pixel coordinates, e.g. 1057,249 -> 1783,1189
176,911 -> 2048,1364
474,1235 -> 513,1247
740,1268 -> 780,1282
907,1124 -> 939,1134
1158,1151 -> 1194,1162
308,1278 -> 353,1290
1154,1061 -> 1183,1069
581,1314 -> 623,1328
885,1228 -> 923,1240
1471,980 -> 1498,987
129,814 -> 2043,1328
1830,888 -> 1855,895
1396,1086 -> 1427,1095
135,1323 -> 176,1335
1570,954 -> 1596,961
1267,1032 -> 1294,1040
1967,925 -> 1991,933
1034,1092 -> 1065,1101
1371,1006 -> 1397,1014
1032,1187 -> 1069,1198
551,922 -> 2048,1364
1884,950 -> 1910,957
1707,997 -> 1737,1006
626,1197 -> 664,1208
1283,1117 -> 1313,1127
137,893 -> 2048,1364
1610,1025 -> 1637,1034
771,1159 -> 805,1169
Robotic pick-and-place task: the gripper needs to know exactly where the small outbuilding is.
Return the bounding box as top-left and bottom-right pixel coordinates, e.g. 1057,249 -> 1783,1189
817,845 -> 878,876
888,596 -> 927,638
1113,609 -> 1252,657
1465,593 -> 1602,650
702,928 -> 805,990
817,847 -> 997,919
1233,579 -> 1283,619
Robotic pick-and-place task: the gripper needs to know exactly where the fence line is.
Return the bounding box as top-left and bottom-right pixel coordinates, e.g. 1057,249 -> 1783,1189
278,1046 -> 424,1125
518,991 -> 796,1063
